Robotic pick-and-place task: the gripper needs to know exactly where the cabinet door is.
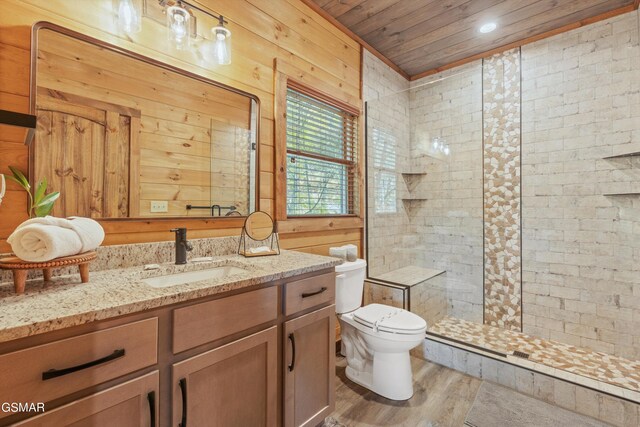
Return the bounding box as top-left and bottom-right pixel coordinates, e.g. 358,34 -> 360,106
172,327 -> 277,427
284,305 -> 336,427
14,371 -> 158,427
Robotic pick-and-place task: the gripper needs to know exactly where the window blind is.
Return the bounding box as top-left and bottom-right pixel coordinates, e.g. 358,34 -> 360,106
286,87 -> 357,216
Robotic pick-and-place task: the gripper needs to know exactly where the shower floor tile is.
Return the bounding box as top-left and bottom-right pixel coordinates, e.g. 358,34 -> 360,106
429,317 -> 640,395
375,265 -> 444,286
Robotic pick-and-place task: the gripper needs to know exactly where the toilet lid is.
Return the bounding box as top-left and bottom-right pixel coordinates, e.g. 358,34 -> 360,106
353,304 -> 427,334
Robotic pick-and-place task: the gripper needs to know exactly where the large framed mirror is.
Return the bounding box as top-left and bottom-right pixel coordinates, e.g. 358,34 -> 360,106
30,23 -> 259,219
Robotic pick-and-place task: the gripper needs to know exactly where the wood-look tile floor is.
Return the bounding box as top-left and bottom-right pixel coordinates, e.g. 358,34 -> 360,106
328,355 -> 482,427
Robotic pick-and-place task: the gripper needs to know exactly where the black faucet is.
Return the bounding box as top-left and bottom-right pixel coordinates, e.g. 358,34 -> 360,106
170,228 -> 193,264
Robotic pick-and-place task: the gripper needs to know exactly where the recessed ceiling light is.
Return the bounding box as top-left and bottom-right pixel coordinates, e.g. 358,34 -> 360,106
479,22 -> 497,34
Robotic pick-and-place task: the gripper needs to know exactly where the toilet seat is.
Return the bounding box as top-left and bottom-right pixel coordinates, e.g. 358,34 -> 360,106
352,304 -> 427,335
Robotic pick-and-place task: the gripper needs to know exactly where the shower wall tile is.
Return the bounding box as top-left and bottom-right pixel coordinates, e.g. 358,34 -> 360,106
362,50 -> 413,279
482,48 -> 523,330
409,278 -> 449,326
365,52 -> 484,324
515,368 -> 535,395
408,64 -> 485,322
521,10 -> 640,359
363,281 -> 404,309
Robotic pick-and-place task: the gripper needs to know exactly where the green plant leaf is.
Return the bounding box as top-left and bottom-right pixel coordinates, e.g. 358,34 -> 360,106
34,191 -> 60,208
4,174 -> 24,187
34,201 -> 55,217
8,166 -> 30,192
34,178 -> 47,206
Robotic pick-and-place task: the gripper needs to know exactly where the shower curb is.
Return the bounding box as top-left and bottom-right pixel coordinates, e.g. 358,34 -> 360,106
422,337 -> 639,427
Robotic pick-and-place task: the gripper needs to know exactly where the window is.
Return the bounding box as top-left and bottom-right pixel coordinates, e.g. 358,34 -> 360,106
372,128 -> 397,214
285,87 -> 358,216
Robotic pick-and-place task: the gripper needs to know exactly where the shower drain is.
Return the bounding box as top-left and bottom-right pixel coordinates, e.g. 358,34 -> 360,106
513,350 -> 530,359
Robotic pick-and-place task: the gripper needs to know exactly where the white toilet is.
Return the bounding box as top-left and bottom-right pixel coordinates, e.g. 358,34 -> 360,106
335,259 -> 427,400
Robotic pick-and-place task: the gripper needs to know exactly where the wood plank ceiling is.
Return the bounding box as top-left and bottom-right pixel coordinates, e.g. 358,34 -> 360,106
308,0 -> 637,78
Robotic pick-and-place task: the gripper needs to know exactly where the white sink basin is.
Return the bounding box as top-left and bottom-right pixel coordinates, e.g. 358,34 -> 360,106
142,266 -> 248,288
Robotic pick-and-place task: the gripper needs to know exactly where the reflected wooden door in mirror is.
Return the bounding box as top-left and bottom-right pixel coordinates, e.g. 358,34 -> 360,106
35,89 -> 139,218
32,24 -> 259,220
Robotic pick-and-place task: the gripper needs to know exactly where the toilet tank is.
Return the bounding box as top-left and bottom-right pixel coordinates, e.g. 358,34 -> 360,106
335,259 -> 367,314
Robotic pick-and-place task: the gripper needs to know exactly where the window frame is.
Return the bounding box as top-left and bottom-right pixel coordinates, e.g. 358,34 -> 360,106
274,70 -> 361,223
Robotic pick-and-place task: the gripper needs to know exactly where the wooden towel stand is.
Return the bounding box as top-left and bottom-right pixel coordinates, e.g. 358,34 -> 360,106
0,251 -> 97,295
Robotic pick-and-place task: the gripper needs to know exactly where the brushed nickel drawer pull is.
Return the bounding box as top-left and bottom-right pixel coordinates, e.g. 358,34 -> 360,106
41,348 -> 125,380
301,287 -> 327,298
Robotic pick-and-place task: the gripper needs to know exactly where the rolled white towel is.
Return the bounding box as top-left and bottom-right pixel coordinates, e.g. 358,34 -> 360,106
342,244 -> 358,262
329,247 -> 347,260
7,216 -> 105,262
66,217 -> 105,253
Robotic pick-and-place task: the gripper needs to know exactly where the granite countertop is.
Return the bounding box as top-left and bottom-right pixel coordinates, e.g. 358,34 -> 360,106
0,250 -> 341,344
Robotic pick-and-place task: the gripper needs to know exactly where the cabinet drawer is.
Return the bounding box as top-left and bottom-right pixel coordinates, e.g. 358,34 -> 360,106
0,318 -> 157,415
173,286 -> 278,353
284,272 -> 335,316
13,371 -> 159,427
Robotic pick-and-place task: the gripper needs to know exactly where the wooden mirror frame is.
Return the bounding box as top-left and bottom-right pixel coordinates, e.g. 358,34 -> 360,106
28,22 -> 261,226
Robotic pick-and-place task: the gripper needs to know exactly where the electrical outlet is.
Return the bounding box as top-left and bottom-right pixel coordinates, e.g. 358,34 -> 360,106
150,201 -> 168,213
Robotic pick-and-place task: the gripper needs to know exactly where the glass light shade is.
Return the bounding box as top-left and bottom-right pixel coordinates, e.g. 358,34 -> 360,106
443,145 -> 450,156
117,0 -> 141,34
210,24 -> 231,65
167,4 -> 191,50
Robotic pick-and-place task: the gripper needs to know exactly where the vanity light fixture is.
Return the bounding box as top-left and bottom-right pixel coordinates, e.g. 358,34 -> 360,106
479,22 -> 497,34
166,2 -> 191,50
154,0 -> 232,64
117,0 -> 142,34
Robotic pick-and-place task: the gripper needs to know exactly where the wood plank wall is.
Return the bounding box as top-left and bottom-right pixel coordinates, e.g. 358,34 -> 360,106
0,0 -> 363,256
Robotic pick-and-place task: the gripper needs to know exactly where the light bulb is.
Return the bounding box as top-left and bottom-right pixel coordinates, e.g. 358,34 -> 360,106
117,0 -> 141,34
209,17 -> 231,65
167,4 -> 191,50
432,138 -> 439,150
172,15 -> 187,40
214,31 -> 229,64
479,22 -> 497,34
444,145 -> 450,156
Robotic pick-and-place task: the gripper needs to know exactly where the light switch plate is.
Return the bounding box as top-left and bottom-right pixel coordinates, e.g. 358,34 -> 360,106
150,201 -> 168,213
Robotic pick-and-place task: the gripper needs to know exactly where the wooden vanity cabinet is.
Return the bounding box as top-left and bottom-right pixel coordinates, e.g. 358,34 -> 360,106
0,268 -> 335,427
283,305 -> 336,427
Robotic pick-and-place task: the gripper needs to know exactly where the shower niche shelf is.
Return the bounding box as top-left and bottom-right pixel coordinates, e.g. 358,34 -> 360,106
401,173 -> 425,194
603,192 -> 640,196
401,164 -> 430,175
401,198 -> 427,217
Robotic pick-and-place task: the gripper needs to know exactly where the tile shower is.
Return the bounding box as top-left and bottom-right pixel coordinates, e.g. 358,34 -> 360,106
364,9 -> 640,407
